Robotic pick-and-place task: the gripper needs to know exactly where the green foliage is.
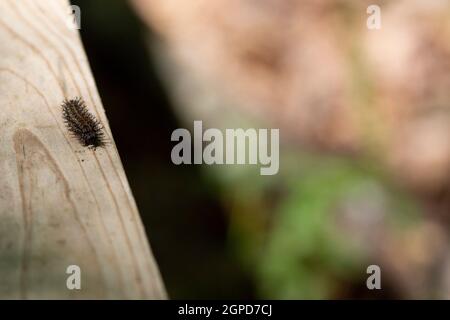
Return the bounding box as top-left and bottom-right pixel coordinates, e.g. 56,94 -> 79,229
257,159 -> 369,299
207,152 -> 421,299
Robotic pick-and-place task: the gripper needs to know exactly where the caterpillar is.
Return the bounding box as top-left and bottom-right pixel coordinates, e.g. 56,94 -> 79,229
61,97 -> 106,149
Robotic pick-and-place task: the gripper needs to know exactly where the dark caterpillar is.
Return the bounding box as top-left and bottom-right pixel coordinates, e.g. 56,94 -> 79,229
61,97 -> 106,149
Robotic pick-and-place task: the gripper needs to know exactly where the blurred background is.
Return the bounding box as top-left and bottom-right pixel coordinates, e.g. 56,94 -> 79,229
72,0 -> 450,299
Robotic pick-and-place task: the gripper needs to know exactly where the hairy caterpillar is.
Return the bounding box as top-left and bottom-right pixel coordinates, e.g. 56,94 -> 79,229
61,97 -> 106,149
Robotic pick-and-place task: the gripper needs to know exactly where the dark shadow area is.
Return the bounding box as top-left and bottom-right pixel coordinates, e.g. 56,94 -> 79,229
72,0 -> 254,298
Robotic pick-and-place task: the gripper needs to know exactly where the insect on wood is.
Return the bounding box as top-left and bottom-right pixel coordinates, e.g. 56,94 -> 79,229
61,97 -> 106,149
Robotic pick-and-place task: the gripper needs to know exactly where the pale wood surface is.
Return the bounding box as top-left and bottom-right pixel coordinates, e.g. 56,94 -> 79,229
0,0 -> 166,299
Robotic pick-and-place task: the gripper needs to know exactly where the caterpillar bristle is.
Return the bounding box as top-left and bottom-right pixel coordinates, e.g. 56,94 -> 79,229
61,97 -> 107,150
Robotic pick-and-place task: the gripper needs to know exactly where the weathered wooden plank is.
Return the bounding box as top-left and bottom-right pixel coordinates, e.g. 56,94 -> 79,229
0,0 -> 166,299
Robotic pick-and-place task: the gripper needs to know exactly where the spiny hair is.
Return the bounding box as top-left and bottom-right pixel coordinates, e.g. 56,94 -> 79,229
61,97 -> 106,149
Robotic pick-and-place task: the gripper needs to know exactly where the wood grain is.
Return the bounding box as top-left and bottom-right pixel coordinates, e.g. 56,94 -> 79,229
0,0 -> 166,299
